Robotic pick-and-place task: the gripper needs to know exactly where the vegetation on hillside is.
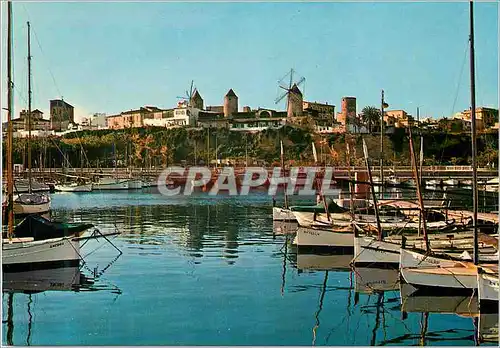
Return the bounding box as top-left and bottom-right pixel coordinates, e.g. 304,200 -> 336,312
3,125 -> 498,169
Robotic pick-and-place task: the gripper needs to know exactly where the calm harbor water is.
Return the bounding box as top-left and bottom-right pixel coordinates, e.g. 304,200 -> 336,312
2,188 -> 498,346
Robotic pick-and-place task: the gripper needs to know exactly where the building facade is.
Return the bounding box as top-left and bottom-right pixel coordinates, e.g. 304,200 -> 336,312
5,109 -> 50,132
460,107 -> 498,130
50,99 -> 74,131
107,106 -> 165,129
302,101 -> 335,126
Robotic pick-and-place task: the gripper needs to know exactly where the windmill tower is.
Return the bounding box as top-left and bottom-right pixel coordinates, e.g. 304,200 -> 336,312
177,80 -> 204,109
275,68 -> 305,118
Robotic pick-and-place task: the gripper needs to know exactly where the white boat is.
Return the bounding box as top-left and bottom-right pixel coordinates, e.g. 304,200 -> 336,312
7,178 -> 50,193
142,179 -> 161,188
13,193 -> 51,215
443,178 -> 459,186
353,236 -> 401,266
293,226 -> 354,248
425,179 -> 441,187
387,176 -> 400,185
294,210 -> 449,231
272,207 -> 296,221
293,211 -> 354,227
477,267 -> 499,312
2,235 -> 81,270
128,179 -> 143,189
54,182 -> 92,192
94,177 -> 129,190
485,177 -> 499,193
399,248 -> 480,291
353,233 -> 499,267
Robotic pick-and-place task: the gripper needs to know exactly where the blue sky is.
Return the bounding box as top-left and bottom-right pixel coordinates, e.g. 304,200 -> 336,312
2,0 -> 498,122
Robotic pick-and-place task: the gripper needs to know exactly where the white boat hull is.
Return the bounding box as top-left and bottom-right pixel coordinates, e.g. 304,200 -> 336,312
293,211 -> 351,228
272,207 -> 296,221
12,193 -> 51,215
352,233 -> 496,266
2,236 -> 81,268
55,183 -> 92,192
128,179 -> 143,189
353,237 -> 400,266
94,179 -> 129,190
400,249 -> 478,291
478,271 -> 499,310
294,227 -> 354,248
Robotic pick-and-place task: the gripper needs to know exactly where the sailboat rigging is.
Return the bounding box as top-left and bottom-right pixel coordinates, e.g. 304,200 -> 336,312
12,21 -> 51,214
399,0 -> 498,293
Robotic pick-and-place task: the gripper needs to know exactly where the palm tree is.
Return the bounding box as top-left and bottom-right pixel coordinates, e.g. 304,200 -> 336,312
361,106 -> 381,133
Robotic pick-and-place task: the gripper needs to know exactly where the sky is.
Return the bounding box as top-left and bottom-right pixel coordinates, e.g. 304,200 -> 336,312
1,0 -> 498,122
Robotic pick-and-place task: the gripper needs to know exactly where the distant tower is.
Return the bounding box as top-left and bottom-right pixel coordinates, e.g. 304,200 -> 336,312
224,89 -> 238,117
190,89 -> 204,110
287,84 -> 303,117
339,97 -> 356,125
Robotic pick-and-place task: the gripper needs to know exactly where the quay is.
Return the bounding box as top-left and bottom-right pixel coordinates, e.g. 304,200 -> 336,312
15,165 -> 499,182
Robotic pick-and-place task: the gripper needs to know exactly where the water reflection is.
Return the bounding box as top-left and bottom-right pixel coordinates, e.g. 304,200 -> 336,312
51,201 -> 274,263
2,259 -> 121,346
354,267 -> 400,294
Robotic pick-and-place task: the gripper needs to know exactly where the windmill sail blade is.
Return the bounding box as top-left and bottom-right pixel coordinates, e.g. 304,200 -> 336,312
296,76 -> 306,87
275,90 -> 289,104
312,142 -> 318,163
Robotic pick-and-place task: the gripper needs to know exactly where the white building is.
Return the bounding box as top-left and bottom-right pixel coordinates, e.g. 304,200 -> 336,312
170,106 -> 200,127
90,113 -> 107,129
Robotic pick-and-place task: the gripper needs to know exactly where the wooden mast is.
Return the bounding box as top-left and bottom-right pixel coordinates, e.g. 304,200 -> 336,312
6,0 -> 14,239
409,126 -> 429,251
362,139 -> 382,241
27,21 -> 32,193
469,0 -> 478,265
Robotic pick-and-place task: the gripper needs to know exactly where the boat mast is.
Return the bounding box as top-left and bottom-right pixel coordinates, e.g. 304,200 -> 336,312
469,0 -> 478,265
27,21 -> 32,194
379,89 -> 385,197
362,139 -> 382,240
6,0 -> 14,239
409,126 -> 429,250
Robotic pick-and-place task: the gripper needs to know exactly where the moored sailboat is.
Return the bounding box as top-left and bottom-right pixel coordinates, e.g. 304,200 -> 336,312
399,0 -> 495,294
11,21 -> 51,215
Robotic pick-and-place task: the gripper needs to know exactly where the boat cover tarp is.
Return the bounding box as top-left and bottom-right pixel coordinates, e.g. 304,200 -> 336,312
9,215 -> 94,241
289,198 -> 347,213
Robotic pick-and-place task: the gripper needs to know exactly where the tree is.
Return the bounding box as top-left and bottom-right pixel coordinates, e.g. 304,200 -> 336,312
361,106 -> 381,133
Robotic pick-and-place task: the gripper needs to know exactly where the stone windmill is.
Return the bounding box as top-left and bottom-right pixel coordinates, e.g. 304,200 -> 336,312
275,68 -> 305,118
